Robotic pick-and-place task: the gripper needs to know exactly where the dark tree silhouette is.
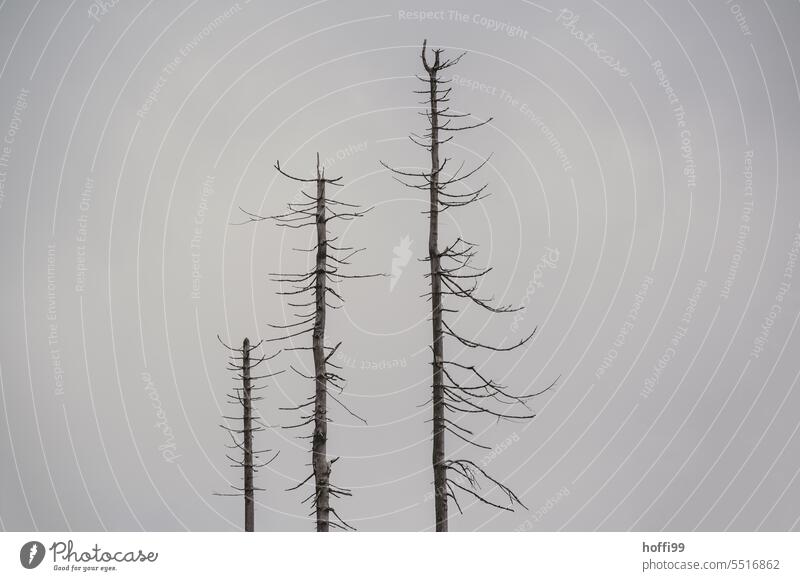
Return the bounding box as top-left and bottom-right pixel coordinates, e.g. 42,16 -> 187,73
215,336 -> 281,531
239,154 -> 378,531
382,40 -> 557,531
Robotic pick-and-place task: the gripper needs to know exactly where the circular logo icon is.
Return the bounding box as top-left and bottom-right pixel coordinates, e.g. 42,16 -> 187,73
20,541 -> 45,569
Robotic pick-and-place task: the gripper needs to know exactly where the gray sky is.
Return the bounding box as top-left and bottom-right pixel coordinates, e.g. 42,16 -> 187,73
2,0 -> 800,531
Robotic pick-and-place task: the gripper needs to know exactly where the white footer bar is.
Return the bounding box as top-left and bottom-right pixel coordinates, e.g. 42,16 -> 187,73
1,532 -> 797,580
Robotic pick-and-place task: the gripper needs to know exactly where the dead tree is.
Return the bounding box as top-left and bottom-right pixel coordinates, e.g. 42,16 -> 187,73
239,154 -> 377,531
215,336 -> 281,531
382,40 -> 557,531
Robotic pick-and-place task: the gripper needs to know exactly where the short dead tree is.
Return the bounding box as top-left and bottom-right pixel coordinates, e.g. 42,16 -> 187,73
239,154 -> 379,531
214,336 -> 281,531
382,40 -> 557,531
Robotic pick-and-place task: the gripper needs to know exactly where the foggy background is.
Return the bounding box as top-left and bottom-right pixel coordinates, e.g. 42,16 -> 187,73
1,0 -> 800,531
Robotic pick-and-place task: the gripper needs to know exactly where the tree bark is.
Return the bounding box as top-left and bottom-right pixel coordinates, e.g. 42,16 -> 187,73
427,60 -> 448,533
312,157 -> 330,532
242,337 -> 254,532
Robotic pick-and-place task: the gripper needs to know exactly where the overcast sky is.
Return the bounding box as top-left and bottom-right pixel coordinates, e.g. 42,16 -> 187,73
2,0 -> 800,531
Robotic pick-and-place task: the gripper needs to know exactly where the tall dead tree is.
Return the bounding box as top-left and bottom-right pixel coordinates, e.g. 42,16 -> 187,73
215,336 -> 281,531
239,154 -> 376,531
382,40 -> 557,531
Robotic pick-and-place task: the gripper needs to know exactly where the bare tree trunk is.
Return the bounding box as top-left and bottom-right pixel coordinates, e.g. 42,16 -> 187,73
215,335 -> 280,531
312,157 -> 330,532
383,40 -> 555,529
242,337 -> 254,532
427,61 -> 447,533
244,154 -> 374,531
